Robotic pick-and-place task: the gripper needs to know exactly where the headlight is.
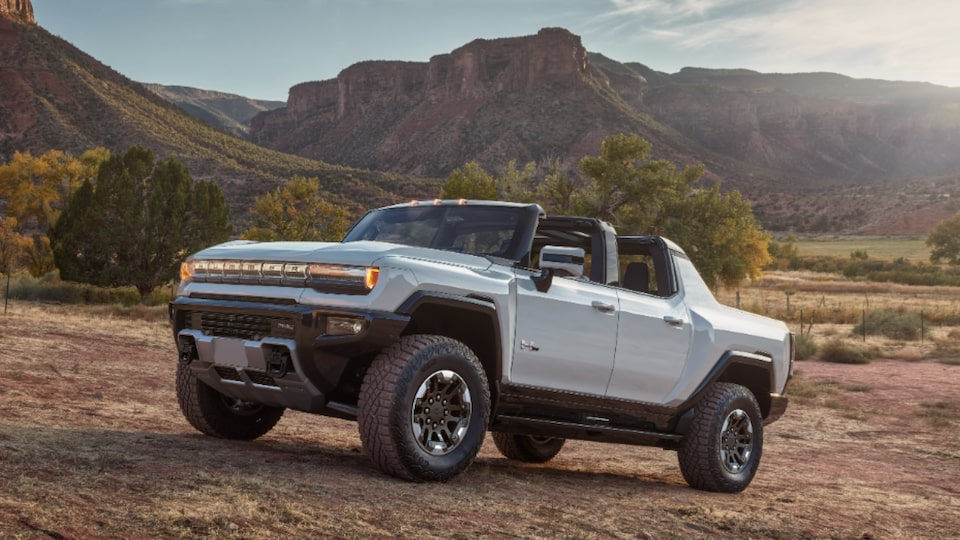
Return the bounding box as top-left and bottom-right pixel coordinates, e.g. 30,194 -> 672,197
307,264 -> 379,293
181,259 -> 379,294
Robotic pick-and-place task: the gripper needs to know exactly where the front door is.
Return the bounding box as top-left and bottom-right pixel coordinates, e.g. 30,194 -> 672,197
511,274 -> 619,396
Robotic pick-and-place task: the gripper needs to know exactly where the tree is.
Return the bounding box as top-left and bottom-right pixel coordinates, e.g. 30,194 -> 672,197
439,162 -> 498,200
0,216 -> 29,314
657,187 -> 771,289
577,133 -> 769,289
242,176 -> 349,242
0,148 -> 109,231
50,147 -> 232,301
927,212 -> 960,264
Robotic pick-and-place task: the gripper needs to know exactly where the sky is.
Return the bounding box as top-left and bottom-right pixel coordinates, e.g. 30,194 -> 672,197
32,0 -> 960,101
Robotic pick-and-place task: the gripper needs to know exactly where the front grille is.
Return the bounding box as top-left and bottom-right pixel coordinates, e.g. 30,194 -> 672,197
182,310 -> 294,341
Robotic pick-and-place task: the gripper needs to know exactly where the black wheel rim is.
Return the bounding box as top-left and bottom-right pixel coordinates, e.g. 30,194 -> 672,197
411,369 -> 472,455
719,408 -> 753,474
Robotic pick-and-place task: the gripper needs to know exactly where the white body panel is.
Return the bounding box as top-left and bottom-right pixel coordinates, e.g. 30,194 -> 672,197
512,276 -> 619,394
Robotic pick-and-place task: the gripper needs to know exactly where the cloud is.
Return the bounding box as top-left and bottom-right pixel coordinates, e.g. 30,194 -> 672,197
586,0 -> 960,86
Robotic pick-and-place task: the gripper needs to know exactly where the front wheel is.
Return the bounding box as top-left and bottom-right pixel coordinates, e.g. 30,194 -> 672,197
358,335 -> 491,482
492,433 -> 566,463
677,382 -> 763,493
176,362 -> 284,440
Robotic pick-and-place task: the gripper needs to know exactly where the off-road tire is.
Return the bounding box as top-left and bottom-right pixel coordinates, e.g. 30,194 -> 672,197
358,335 -> 491,482
678,382 -> 763,493
176,362 -> 284,440
492,433 -> 566,463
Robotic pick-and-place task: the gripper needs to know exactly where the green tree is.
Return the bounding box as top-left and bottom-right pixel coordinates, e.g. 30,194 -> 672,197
927,212 -> 960,264
497,159 -> 538,203
539,160 -> 581,214
50,147 -> 232,301
657,187 -> 771,289
578,133 -> 769,288
242,176 -> 349,242
439,162 -> 498,200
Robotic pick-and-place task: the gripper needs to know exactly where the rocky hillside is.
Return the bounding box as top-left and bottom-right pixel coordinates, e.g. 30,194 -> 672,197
144,84 -> 284,138
0,3 -> 434,221
634,64 -> 960,185
247,28 -> 960,233
250,28 -> 723,181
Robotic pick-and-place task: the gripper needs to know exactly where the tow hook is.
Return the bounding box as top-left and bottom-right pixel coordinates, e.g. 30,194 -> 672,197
265,346 -> 292,378
178,336 -> 197,365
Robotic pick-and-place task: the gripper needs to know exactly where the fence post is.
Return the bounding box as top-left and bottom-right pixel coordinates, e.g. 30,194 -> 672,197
862,306 -> 866,342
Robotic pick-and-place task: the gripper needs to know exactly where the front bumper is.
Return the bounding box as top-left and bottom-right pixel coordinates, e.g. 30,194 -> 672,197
170,296 -> 408,416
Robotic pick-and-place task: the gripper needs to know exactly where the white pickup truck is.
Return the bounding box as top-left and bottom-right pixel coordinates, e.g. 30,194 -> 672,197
171,200 -> 793,492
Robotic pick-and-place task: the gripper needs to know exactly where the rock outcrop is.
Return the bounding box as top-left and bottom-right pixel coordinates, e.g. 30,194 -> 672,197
250,28 -> 642,176
0,0 -> 34,23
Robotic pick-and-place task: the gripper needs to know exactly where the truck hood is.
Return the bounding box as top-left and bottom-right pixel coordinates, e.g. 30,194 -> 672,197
192,240 -> 495,270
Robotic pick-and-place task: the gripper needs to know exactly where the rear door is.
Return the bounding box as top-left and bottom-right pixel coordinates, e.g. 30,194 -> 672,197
606,237 -> 692,403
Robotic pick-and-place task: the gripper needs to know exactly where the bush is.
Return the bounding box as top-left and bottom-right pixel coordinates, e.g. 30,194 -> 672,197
6,271 -> 173,306
851,309 -> 922,341
795,334 -> 818,360
819,338 -> 872,364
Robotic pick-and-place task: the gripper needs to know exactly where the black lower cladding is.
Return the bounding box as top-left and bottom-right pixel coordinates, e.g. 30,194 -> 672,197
171,296 -> 410,395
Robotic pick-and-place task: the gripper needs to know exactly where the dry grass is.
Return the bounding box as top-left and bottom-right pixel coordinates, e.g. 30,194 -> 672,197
2,301 -> 960,538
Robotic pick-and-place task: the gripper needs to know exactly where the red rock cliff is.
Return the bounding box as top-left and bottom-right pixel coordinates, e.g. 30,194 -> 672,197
250,28 -> 599,174
0,0 -> 34,23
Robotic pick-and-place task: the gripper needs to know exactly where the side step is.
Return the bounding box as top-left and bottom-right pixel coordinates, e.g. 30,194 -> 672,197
493,414 -> 683,447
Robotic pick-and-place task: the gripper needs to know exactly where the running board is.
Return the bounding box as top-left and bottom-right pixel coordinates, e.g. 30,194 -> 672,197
493,414 -> 683,446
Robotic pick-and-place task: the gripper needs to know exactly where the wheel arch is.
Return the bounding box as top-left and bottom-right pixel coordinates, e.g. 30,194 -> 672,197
397,292 -> 502,402
685,351 -> 775,420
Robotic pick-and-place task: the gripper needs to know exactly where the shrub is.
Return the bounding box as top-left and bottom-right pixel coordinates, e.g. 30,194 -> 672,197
795,334 -> 818,360
6,271 -> 173,306
819,338 -> 872,364
851,309 -> 922,341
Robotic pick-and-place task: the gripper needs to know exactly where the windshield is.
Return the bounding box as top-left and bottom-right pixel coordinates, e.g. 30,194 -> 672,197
342,204 -> 540,262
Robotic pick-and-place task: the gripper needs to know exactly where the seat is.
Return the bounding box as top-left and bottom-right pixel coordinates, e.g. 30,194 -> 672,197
622,262 -> 650,294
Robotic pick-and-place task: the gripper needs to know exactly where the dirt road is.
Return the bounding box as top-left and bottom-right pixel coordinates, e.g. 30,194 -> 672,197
1,302 -> 958,538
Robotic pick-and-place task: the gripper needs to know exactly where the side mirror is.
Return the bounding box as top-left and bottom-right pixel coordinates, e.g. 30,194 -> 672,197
540,246 -> 585,278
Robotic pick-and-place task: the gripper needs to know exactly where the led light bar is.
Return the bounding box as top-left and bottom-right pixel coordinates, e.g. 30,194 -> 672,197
180,259 -> 379,294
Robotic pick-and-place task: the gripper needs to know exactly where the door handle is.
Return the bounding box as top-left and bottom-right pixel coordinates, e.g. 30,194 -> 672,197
591,301 -> 616,313
663,315 -> 685,327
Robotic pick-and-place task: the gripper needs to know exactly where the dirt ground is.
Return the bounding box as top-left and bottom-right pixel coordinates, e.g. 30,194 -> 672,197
1,301 -> 958,539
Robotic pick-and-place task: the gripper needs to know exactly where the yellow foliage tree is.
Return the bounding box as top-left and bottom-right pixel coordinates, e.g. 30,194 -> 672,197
242,176 -> 350,242
0,148 -> 109,231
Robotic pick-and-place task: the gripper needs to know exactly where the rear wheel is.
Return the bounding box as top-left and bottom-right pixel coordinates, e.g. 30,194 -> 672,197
492,433 -> 566,463
677,382 -> 763,493
176,363 -> 284,440
358,335 -> 490,481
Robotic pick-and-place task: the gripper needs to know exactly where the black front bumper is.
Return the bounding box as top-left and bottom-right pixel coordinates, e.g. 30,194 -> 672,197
170,296 -> 408,416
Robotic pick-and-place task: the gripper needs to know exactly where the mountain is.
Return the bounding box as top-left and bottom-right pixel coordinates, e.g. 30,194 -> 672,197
0,4 -> 435,222
250,28 -> 728,180
5,2 -> 959,234
248,28 -> 960,233
143,84 -> 285,138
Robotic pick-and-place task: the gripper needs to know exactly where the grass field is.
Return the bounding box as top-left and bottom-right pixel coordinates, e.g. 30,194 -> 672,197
794,236 -> 930,261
